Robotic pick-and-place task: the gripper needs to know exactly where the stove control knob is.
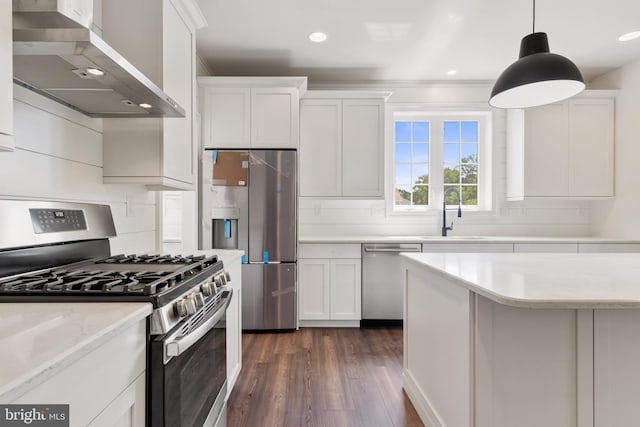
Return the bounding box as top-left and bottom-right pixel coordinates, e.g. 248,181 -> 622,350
174,300 -> 188,318
214,275 -> 225,287
225,271 -> 231,282
193,292 -> 205,308
184,297 -> 197,315
201,282 -> 213,296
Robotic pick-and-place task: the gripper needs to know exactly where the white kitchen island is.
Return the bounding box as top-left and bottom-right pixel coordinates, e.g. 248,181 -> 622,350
401,252 -> 640,427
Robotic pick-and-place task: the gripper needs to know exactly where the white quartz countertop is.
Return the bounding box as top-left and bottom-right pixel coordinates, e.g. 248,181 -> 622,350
401,252 -> 640,309
0,302 -> 152,402
300,235 -> 640,244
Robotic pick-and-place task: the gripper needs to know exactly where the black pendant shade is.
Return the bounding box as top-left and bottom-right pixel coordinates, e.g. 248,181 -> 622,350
489,32 -> 585,109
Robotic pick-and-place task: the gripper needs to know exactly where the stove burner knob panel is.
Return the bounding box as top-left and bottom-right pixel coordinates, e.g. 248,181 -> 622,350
174,300 -> 189,318
225,271 -> 232,282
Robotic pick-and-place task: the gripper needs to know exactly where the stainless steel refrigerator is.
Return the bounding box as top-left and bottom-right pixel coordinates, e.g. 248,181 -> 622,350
199,149 -> 297,330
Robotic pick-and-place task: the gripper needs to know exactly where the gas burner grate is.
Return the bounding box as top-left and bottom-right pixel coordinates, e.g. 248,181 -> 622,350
0,269 -> 178,294
98,254 -> 207,264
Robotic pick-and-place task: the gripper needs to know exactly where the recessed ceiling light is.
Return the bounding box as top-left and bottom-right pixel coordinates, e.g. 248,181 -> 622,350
86,67 -> 105,76
139,103 -> 152,109
309,32 -> 327,43
447,70 -> 457,75
619,31 -> 640,42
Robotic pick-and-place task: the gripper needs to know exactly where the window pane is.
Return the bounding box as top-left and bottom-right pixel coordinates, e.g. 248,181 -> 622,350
412,122 -> 429,142
444,185 -> 461,205
394,186 -> 412,205
413,143 -> 429,163
461,143 -> 478,161
412,185 -> 429,205
412,165 -> 428,184
462,185 -> 478,205
395,163 -> 411,185
443,164 -> 459,184
395,143 -> 411,162
444,121 -> 460,142
395,122 -> 411,142
443,143 -> 459,163
461,164 -> 478,184
461,121 -> 478,142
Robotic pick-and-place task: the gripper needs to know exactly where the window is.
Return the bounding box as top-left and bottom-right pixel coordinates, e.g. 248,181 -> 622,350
391,111 -> 491,213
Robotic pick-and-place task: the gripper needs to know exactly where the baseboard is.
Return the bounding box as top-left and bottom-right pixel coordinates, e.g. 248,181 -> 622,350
298,320 -> 361,328
403,370 -> 445,427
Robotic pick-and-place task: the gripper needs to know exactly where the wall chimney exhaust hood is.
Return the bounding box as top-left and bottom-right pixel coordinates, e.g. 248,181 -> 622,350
12,0 -> 186,118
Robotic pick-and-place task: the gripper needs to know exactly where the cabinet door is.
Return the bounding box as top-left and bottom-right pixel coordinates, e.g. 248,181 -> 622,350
525,102 -> 570,196
299,99 -> 342,196
251,87 -> 298,148
88,373 -> 146,427
569,99 -> 614,197
330,259 -> 361,320
202,88 -> 251,148
225,258 -> 242,395
298,259 -> 331,320
0,0 -> 13,151
162,0 -> 194,184
342,99 -> 384,197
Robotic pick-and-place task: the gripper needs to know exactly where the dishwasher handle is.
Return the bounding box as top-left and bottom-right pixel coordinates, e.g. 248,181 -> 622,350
363,247 -> 421,253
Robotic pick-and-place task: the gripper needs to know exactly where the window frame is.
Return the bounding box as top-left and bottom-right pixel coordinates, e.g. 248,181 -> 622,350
386,105 -> 493,215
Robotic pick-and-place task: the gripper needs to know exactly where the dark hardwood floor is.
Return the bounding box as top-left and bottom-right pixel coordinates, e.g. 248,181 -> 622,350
227,327 -> 424,427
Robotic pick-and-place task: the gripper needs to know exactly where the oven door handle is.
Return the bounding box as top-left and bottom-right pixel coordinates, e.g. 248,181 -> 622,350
164,289 -> 233,364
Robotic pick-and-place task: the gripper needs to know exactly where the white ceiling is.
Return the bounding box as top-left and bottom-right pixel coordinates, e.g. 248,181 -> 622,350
194,0 -> 640,85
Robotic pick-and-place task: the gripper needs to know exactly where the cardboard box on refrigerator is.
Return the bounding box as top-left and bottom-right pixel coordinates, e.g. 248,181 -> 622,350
211,151 -> 249,186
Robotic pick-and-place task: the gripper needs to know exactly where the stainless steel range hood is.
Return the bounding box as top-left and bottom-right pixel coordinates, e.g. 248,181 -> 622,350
12,0 -> 185,118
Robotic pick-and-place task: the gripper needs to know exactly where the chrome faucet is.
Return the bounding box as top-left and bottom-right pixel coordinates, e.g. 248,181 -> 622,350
442,188 -> 462,237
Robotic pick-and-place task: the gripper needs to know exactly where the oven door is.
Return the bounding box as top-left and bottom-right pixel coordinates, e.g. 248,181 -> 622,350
150,289 -> 232,427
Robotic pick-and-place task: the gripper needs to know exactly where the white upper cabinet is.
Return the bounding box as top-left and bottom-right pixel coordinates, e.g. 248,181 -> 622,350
0,0 -> 14,152
299,99 -> 342,196
199,77 -> 306,149
506,91 -> 615,200
202,88 -> 251,148
102,0 -> 205,191
299,91 -> 388,198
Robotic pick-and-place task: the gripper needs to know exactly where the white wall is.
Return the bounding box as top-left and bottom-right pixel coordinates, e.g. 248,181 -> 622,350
0,85 -> 158,253
590,59 -> 640,238
300,83 -> 593,238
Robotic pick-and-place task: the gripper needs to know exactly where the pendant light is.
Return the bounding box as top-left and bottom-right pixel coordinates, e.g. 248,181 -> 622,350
489,0 -> 585,109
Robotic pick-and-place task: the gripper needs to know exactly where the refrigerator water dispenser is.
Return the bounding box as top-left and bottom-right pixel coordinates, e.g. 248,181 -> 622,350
211,208 -> 240,249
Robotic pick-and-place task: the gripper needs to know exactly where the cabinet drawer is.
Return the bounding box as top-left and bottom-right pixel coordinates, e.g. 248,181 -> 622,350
299,243 -> 361,259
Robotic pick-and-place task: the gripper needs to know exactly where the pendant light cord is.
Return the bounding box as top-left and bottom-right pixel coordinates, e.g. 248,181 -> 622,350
532,0 -> 536,33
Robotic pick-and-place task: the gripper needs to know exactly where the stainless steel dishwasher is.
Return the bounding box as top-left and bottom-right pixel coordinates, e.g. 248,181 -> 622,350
362,243 -> 422,325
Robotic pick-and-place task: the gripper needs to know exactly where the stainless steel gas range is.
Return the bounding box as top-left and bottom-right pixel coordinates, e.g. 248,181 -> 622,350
0,200 -> 231,427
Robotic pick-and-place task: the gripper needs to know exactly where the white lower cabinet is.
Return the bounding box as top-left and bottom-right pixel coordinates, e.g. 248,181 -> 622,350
298,259 -> 361,324
224,256 -> 242,397
11,320 -> 147,427
299,259 -> 331,320
298,244 -> 361,326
